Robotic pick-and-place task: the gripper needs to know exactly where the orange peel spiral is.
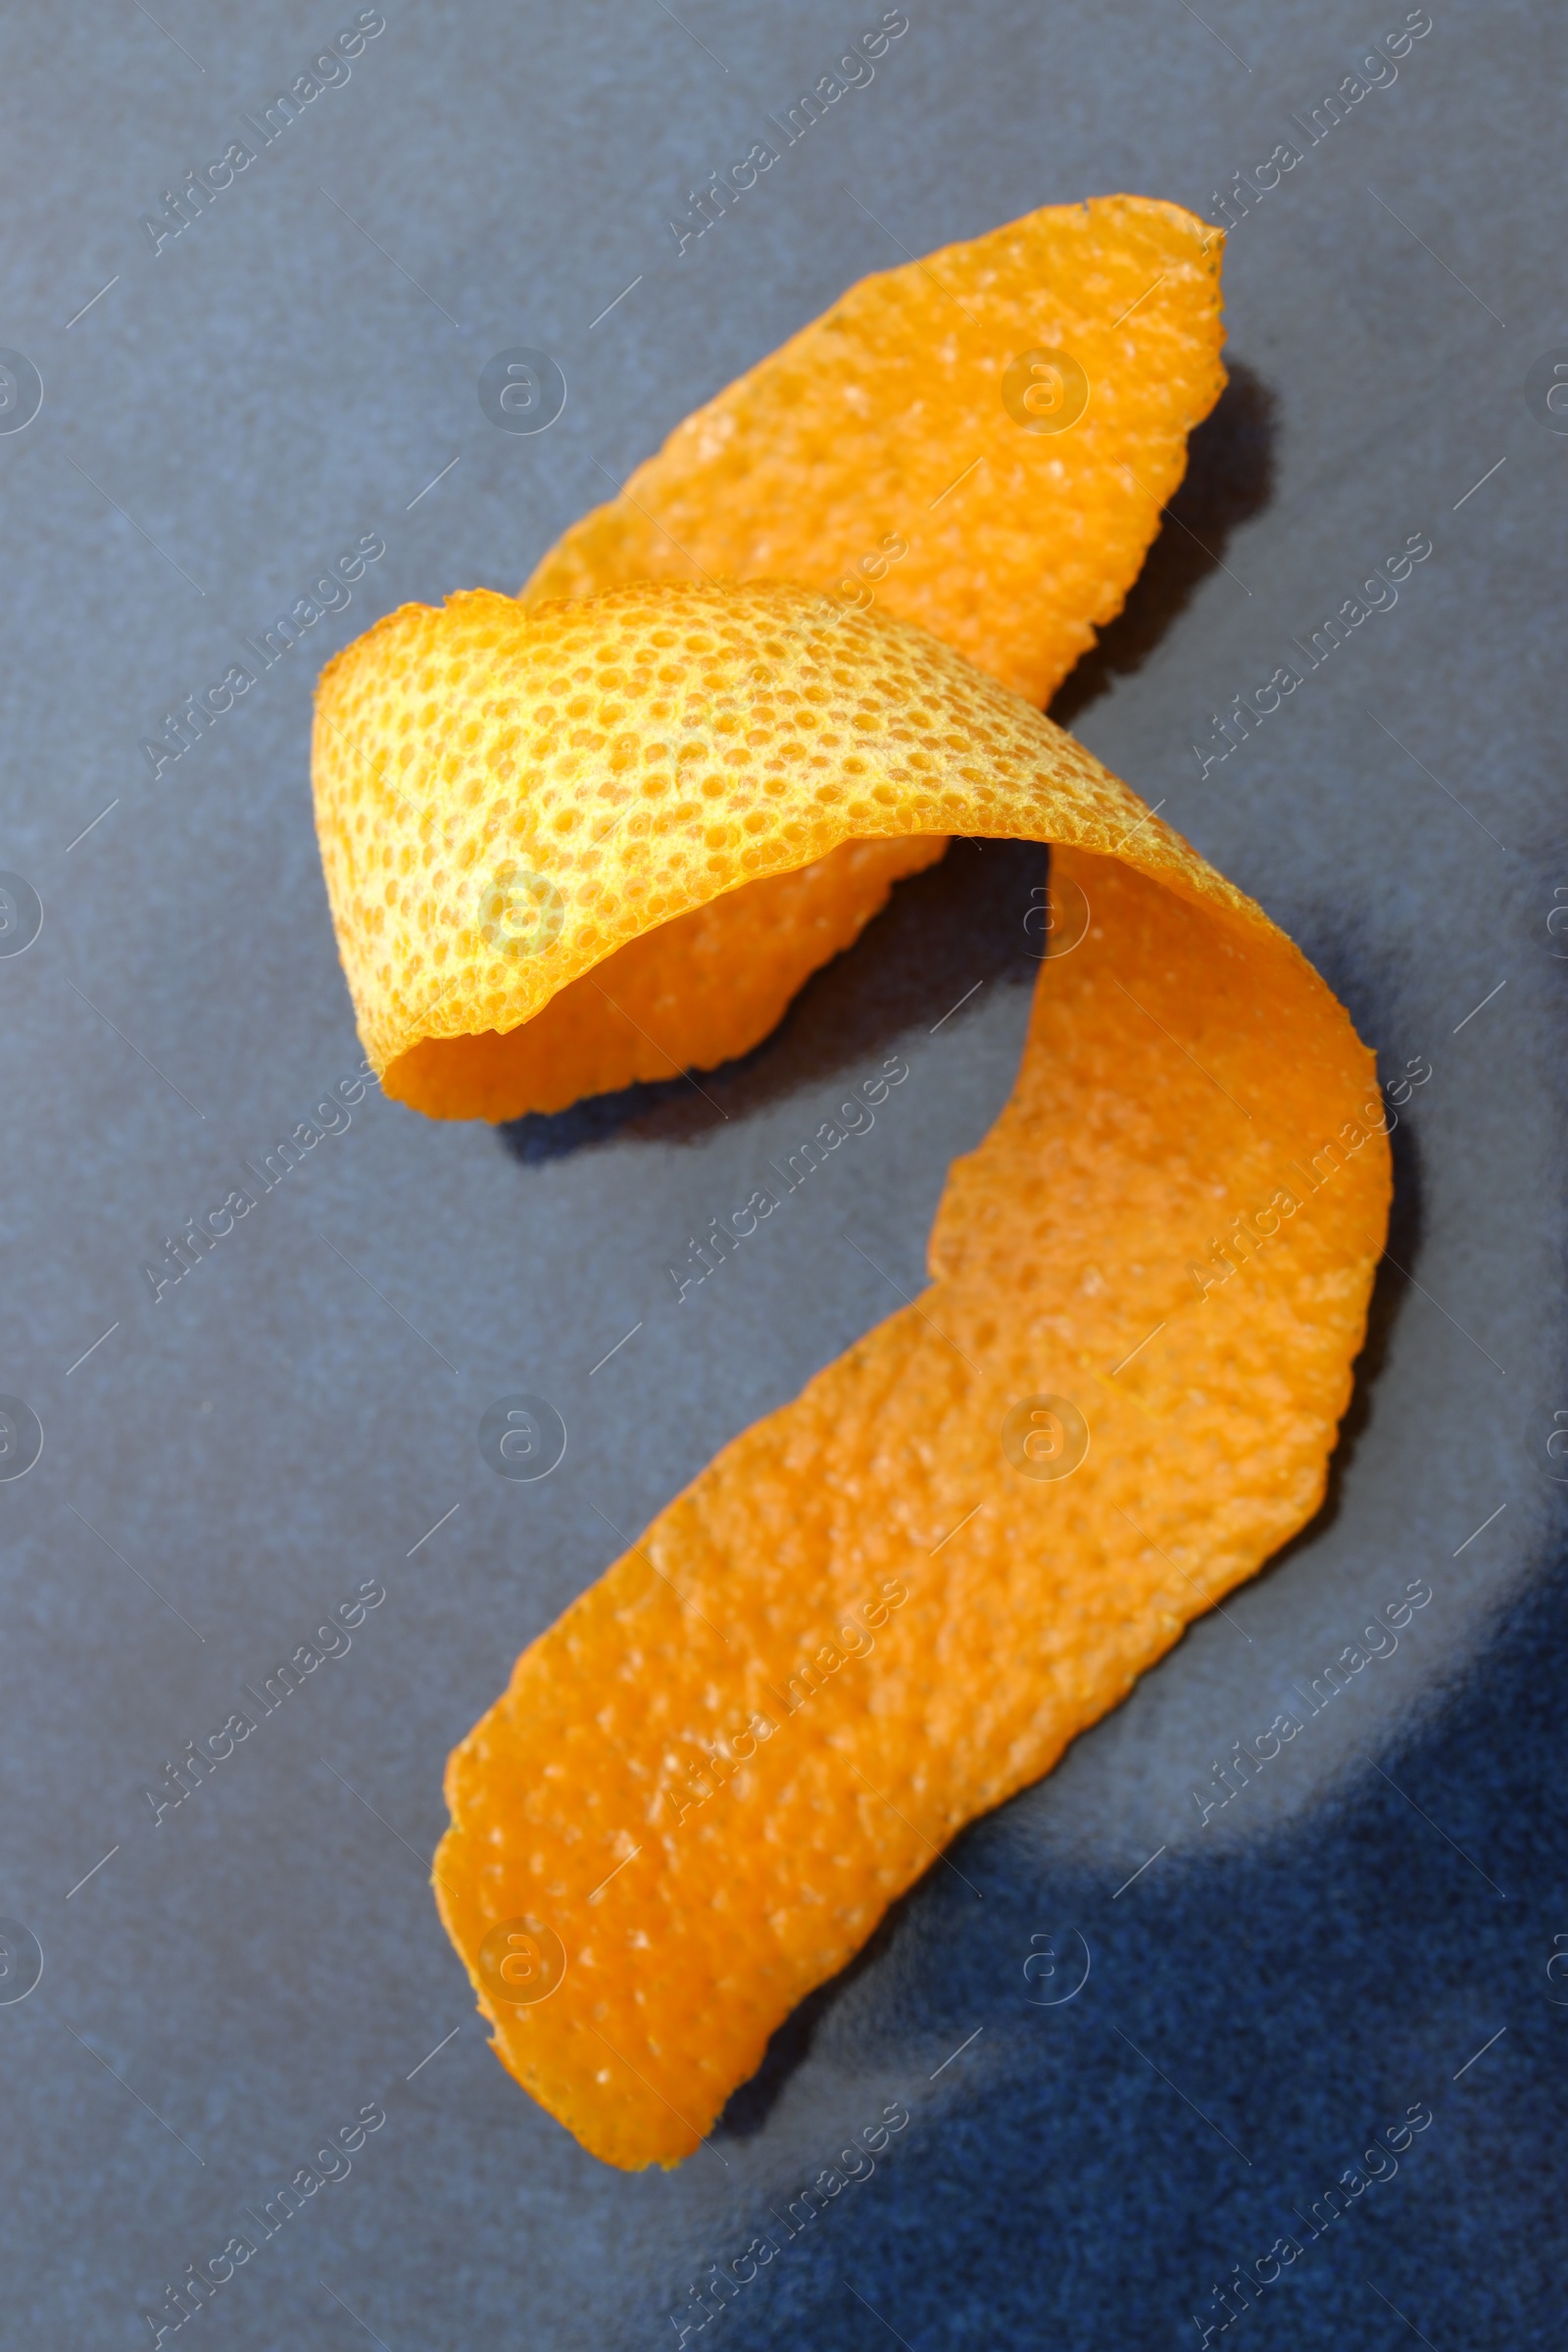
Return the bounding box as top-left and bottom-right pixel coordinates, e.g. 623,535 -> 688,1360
315,194 -> 1226,1122
309,201 -> 1392,2173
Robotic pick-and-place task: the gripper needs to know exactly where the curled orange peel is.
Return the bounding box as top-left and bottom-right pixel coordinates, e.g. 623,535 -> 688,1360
314,194 -> 1226,1121
319,583 -> 1391,2170
308,202 -> 1392,2174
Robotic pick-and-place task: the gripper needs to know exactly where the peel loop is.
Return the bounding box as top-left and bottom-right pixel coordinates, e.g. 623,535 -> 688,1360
315,195 -> 1226,1121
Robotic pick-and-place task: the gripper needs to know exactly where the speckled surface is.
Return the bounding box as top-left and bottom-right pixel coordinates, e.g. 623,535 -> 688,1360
0,3 -> 1562,2345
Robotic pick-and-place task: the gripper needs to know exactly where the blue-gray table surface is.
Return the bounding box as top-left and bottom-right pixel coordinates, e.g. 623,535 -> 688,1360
0,2 -> 1562,2345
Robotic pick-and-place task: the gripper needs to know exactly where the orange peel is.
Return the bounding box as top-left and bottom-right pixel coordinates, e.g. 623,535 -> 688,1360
308,201 -> 1392,2175
523,193 -> 1225,706
318,581 -> 1390,2170
315,194 -> 1226,1121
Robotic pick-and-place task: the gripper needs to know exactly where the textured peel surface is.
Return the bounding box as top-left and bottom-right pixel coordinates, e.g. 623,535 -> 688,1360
314,193 -> 1226,1120
378,832 -> 946,1119
309,202 -> 1387,2174
524,194 -> 1226,706
313,580 -> 1226,1117
399,590 -> 1394,2169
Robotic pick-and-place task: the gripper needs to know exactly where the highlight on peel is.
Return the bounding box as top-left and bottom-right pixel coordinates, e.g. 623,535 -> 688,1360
524,194 -> 1227,708
313,580 -> 1226,1125
388,586 -> 1396,2171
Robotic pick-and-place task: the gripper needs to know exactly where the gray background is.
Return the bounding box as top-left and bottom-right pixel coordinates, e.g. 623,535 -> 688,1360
1,2 -> 1564,2346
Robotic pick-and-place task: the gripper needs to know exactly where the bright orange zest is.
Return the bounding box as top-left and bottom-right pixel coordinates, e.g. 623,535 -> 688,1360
309,202 -> 1390,2176
318,582 -> 1390,2168
315,196 -> 1225,1122
524,193 -> 1225,707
